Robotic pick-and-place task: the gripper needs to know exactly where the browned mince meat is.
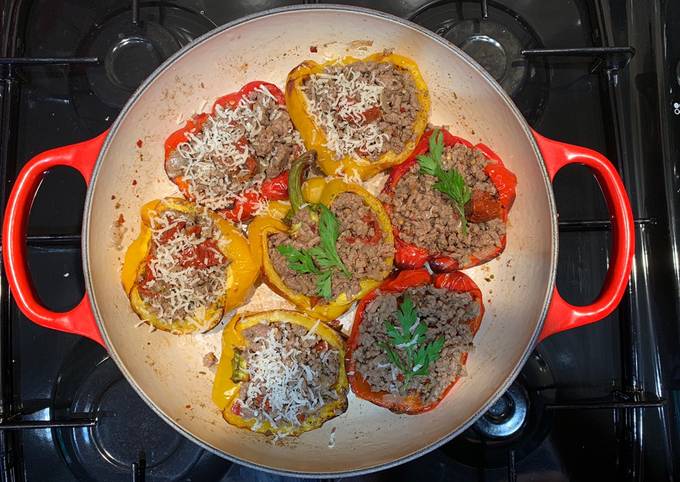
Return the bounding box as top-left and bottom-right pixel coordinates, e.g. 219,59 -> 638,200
354,285 -> 477,404
203,352 -> 218,368
164,88 -> 302,211
234,322 -> 340,430
302,61 -> 420,161
386,143 -> 505,265
268,193 -> 393,299
136,209 -> 229,323
248,93 -> 302,179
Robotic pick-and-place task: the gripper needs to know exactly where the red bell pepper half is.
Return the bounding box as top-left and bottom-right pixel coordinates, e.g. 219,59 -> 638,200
382,128 -> 517,272
164,81 -> 291,222
345,268 -> 484,414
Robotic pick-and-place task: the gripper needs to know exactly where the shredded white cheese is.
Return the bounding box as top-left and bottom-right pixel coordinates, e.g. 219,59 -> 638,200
302,64 -> 388,160
240,323 -> 338,434
139,209 -> 228,324
303,319 -> 321,340
171,87 -> 302,212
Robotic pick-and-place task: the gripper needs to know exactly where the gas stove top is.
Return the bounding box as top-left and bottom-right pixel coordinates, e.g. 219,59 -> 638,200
1,1 -> 679,481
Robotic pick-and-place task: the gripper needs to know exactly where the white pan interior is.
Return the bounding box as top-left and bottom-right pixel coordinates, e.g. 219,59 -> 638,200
84,6 -> 556,476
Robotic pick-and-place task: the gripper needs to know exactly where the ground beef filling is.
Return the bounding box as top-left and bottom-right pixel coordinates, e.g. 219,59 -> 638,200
136,208 -> 229,324
354,285 -> 477,404
386,143 -> 505,265
232,321 -> 340,431
268,193 -> 393,299
302,60 -> 420,161
165,86 -> 303,211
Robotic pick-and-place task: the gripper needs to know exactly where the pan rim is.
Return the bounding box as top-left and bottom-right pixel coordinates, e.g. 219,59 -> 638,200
82,4 -> 558,477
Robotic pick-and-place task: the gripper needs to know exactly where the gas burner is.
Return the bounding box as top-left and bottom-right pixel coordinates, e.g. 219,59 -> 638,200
70,4 -> 215,119
446,20 -> 527,98
473,383 -> 528,439
52,341 -> 229,481
411,2 -> 549,123
441,351 -> 555,468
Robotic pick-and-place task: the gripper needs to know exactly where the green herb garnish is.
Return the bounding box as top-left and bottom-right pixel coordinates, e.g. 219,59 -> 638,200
378,296 -> 445,387
417,129 -> 472,235
276,204 -> 350,300
276,244 -> 320,275
308,205 -> 350,276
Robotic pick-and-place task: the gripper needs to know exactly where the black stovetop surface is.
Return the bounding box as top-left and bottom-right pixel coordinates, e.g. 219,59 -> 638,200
1,1 -> 679,481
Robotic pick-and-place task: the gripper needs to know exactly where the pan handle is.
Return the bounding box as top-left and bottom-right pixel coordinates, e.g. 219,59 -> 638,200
532,131 -> 634,341
2,133 -> 108,346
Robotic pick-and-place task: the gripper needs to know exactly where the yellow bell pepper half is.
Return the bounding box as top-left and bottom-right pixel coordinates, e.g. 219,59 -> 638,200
212,309 -> 348,436
285,51 -> 431,180
248,177 -> 395,321
120,197 -> 260,334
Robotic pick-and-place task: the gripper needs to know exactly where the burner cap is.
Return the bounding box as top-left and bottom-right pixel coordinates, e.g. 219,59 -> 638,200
441,351 -> 555,468
459,33 -> 507,80
104,27 -> 171,93
411,2 -> 549,123
86,15 -> 182,108
473,383 -> 528,439
70,5 -> 215,120
52,341 -> 228,481
92,376 -> 183,467
446,20 -> 526,97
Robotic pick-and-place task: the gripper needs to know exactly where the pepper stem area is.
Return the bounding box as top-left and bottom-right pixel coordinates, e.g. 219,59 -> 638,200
287,150 -> 316,220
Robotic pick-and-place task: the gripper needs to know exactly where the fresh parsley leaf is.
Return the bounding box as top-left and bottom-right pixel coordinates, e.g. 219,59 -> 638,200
429,336 -> 445,360
277,244 -> 320,274
316,269 -> 333,300
380,296 -> 445,388
277,204 -> 351,300
429,129 -> 444,162
396,296 -> 417,339
316,205 -> 350,276
416,129 -> 472,235
307,245 -> 338,271
416,153 -> 439,176
317,204 -> 339,244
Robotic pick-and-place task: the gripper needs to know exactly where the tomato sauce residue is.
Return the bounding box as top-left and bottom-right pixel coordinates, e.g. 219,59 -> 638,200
179,239 -> 225,269
158,220 -> 186,244
361,106 -> 382,123
140,220 -> 225,295
136,139 -> 143,148
137,264 -> 156,298
345,213 -> 381,245
313,340 -> 329,352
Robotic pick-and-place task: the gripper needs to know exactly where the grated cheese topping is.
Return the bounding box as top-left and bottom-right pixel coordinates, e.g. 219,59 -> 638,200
237,322 -> 339,435
170,86 -> 302,212
302,64 -> 388,160
137,208 -> 229,325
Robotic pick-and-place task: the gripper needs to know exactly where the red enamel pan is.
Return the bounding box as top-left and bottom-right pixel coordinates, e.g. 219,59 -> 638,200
1,6 -> 633,477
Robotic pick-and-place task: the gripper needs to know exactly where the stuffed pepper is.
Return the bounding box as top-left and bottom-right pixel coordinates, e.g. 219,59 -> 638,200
286,51 -> 430,180
382,128 -> 517,272
165,81 -> 304,222
345,269 -> 484,414
121,198 -> 259,334
212,309 -> 348,438
248,152 -> 395,321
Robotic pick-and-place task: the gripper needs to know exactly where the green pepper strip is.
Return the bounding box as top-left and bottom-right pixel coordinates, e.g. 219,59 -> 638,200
285,151 -> 316,223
